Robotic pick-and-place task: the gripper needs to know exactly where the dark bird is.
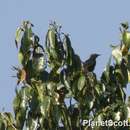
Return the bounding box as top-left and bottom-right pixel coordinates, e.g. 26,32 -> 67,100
83,53 -> 100,73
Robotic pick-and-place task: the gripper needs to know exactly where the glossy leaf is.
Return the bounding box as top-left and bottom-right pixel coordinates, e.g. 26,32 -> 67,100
122,31 -> 130,48
128,71 -> 130,83
103,55 -> 112,82
63,35 -> 74,66
13,86 -> 31,129
15,27 -> 23,48
95,83 -> 105,96
47,29 -> 56,49
127,53 -> 130,71
18,50 -> 24,65
111,45 -> 122,64
121,44 -> 129,56
26,116 -> 38,130
77,75 -> 86,91
0,120 -> 5,130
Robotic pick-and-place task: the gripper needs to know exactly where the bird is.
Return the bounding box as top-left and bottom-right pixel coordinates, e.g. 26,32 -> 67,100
83,53 -> 100,73
12,66 -> 26,85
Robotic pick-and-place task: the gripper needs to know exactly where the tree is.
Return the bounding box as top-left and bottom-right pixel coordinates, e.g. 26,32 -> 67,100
0,21 -> 130,130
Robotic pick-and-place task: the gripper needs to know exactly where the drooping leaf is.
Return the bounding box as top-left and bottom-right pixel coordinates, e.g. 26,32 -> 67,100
13,86 -> 31,129
102,55 -> 112,83
0,118 -> 6,130
121,44 -> 129,56
40,96 -> 51,117
15,27 -> 23,49
51,105 -> 61,127
111,45 -> 122,64
114,61 -> 128,87
45,28 -> 63,68
61,104 -> 72,130
95,83 -> 105,96
4,112 -> 14,125
117,86 -> 126,101
20,29 -> 32,53
18,50 -> 24,65
127,54 -> 130,82
122,31 -> 130,48
127,53 -> 130,71
115,67 -> 124,83
47,29 -> 56,49
127,71 -> 130,83
26,115 -> 38,130
72,54 -> 82,72
63,35 -> 74,66
120,59 -> 128,86
77,74 -> 86,91
15,21 -> 34,52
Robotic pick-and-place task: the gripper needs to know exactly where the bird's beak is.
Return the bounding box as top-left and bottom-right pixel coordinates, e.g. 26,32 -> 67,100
96,54 -> 101,57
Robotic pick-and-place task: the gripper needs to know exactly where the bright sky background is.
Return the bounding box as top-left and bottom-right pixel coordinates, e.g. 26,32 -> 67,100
0,0 -> 130,112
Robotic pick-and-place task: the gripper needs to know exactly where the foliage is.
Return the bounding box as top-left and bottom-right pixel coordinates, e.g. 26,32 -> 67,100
0,21 -> 130,130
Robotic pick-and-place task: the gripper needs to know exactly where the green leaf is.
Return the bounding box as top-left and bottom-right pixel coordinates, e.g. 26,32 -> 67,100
21,31 -> 32,53
45,29 -> 63,68
18,50 -> 24,65
63,35 -> 74,66
111,45 -> 122,64
7,126 -> 15,130
86,95 -> 95,110
95,83 -> 105,96
105,55 -> 112,75
0,122 -> 5,130
50,48 -> 58,60
122,31 -> 130,48
126,54 -> 130,83
0,114 -> 6,130
0,113 -> 16,130
13,86 -> 31,129
77,75 -> 86,91
72,54 -> 82,72
128,71 -> 130,83
40,96 -> 51,117
114,63 -> 128,87
121,44 -> 129,56
15,27 -> 23,48
52,105 -> 61,124
127,54 -> 130,71
115,67 -> 124,80
20,23 -> 33,55
15,21 -> 34,52
26,115 -> 38,130
4,112 -> 14,125
121,60 -> 128,86
117,86 -> 126,101
61,105 -> 72,130
47,29 -> 56,48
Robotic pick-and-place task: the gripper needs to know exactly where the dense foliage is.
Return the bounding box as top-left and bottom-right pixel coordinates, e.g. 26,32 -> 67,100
0,21 -> 130,130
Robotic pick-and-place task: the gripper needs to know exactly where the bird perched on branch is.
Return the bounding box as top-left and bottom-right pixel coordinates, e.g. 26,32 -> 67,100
12,66 -> 26,85
83,53 -> 100,73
